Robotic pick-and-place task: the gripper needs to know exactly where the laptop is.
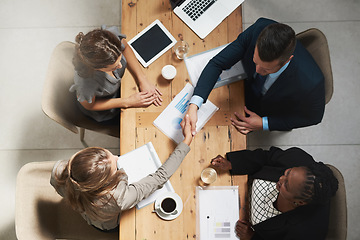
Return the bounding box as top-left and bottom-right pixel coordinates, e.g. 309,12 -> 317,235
170,0 -> 244,39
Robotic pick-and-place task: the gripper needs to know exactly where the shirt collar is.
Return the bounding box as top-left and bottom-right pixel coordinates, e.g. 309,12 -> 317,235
268,60 -> 291,79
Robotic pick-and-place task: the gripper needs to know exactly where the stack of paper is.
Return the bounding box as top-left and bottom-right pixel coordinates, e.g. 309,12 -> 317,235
153,83 -> 219,143
184,44 -> 247,88
196,186 -> 239,240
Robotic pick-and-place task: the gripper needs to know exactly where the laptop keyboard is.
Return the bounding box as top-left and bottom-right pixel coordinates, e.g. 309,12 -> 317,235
182,0 -> 217,21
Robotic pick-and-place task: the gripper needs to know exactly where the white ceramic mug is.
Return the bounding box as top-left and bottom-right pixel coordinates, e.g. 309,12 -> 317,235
156,197 -> 178,215
161,65 -> 177,80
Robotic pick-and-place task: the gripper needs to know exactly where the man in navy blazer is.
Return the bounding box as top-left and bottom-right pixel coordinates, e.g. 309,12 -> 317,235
182,18 -> 325,134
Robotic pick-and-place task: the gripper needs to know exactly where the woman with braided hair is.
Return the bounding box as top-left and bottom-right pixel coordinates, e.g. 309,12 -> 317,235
70,26 -> 162,122
50,115 -> 193,231
211,146 -> 338,240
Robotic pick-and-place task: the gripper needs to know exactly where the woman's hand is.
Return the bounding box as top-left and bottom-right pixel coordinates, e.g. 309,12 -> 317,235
139,81 -> 163,107
121,39 -> 163,107
182,114 -> 193,146
235,220 -> 255,240
181,103 -> 198,136
125,91 -> 157,108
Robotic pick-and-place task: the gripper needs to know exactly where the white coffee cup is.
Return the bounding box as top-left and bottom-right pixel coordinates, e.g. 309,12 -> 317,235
161,65 -> 177,80
156,197 -> 178,216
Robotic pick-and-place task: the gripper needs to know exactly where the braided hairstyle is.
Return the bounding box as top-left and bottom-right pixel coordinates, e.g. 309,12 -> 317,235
295,162 -> 339,205
73,29 -> 123,78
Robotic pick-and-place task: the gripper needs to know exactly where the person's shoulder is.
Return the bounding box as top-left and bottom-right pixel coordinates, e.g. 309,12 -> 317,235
283,147 -> 315,162
111,176 -> 130,208
254,17 -> 278,27
74,71 -> 106,88
74,71 -> 101,82
242,18 -> 278,38
291,43 -> 325,84
287,204 -> 329,240
269,146 -> 314,159
284,146 -> 310,154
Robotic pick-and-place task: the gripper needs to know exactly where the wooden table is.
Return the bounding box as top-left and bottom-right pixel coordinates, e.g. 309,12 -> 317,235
120,1 -> 247,239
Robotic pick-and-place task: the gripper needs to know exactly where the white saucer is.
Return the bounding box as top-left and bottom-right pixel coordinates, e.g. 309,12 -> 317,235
154,192 -> 183,221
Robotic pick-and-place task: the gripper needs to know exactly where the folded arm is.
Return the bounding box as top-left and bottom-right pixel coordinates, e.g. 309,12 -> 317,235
121,39 -> 163,106
226,146 -> 316,177
79,92 -> 157,110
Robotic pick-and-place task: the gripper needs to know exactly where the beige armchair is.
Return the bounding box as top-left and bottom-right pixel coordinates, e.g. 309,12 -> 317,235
296,28 -> 334,104
42,42 -> 119,146
15,161 -> 118,240
326,164 -> 347,240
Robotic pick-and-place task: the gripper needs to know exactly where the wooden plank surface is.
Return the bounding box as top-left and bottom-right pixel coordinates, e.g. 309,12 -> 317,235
120,1 -> 246,239
136,111 -> 231,128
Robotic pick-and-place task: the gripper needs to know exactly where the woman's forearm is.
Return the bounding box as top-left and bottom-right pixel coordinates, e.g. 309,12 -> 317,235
80,97 -> 129,111
121,39 -> 148,87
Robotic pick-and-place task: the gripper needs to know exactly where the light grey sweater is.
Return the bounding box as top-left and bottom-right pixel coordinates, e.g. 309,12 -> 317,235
50,142 -> 190,230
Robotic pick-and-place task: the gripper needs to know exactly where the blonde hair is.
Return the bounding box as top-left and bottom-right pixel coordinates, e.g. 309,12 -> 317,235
55,147 -> 126,221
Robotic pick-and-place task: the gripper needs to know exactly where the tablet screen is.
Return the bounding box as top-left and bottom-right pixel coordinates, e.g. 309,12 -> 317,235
131,24 -> 172,62
128,20 -> 177,67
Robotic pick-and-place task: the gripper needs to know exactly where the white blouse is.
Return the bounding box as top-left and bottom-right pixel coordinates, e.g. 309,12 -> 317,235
249,179 -> 282,226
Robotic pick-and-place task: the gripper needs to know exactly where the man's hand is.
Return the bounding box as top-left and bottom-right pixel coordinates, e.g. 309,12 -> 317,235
231,106 -> 263,135
181,114 -> 193,146
210,155 -> 232,171
181,104 -> 198,136
235,220 -> 255,240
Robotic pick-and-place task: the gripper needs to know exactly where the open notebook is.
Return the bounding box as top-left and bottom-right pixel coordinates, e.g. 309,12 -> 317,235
153,83 -> 219,143
117,142 -> 174,209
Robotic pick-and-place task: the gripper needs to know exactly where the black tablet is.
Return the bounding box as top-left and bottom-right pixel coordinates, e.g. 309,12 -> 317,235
128,19 -> 177,67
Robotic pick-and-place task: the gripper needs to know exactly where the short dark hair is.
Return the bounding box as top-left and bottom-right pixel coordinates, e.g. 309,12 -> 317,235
295,162 -> 339,205
256,23 -> 296,65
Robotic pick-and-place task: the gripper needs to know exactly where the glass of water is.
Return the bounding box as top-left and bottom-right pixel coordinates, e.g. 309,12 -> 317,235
173,40 -> 189,60
201,167 -> 217,184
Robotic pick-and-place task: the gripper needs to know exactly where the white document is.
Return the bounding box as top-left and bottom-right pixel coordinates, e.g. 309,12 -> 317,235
196,186 -> 240,240
153,83 -> 219,143
184,44 -> 247,88
117,142 -> 174,209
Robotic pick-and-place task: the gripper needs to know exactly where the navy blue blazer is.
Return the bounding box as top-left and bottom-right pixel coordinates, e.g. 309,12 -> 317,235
193,18 -> 325,131
226,147 -> 330,240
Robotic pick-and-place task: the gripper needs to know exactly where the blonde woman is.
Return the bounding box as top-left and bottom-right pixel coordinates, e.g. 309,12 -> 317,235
51,115 -> 193,231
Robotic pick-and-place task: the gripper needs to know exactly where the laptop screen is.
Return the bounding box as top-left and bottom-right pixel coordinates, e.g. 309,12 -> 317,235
169,0 -> 185,9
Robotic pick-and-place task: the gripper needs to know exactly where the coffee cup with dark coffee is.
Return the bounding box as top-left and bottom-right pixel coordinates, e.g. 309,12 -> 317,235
157,197 -> 178,215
